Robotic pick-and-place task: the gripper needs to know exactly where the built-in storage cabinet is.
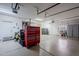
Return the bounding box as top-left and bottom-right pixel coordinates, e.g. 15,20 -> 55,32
67,24 -> 79,38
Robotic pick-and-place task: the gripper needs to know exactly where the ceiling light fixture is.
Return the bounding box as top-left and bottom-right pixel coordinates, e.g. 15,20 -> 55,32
35,18 -> 43,21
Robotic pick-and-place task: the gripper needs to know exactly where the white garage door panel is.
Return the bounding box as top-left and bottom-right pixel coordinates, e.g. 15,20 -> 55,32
0,22 -> 13,39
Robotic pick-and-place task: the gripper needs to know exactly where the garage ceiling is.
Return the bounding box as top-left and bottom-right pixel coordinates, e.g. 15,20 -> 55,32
0,3 -> 79,23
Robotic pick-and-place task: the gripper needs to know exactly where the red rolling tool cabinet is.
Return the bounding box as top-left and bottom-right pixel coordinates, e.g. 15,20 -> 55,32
24,26 -> 40,48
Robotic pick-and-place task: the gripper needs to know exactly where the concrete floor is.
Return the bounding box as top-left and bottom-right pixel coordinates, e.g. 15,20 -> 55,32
0,35 -> 79,56
41,35 -> 79,56
0,40 -> 51,56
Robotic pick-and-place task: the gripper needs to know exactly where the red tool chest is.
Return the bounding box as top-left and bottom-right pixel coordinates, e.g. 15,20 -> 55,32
24,26 -> 40,47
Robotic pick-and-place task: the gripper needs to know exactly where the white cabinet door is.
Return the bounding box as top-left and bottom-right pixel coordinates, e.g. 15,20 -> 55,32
67,25 -> 73,37
72,24 -> 79,38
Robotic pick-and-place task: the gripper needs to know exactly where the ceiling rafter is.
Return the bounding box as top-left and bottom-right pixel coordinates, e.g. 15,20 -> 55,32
46,6 -> 79,18
37,3 -> 60,15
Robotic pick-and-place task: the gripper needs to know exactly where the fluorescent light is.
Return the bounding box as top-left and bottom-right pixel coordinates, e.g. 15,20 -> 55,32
35,18 -> 43,21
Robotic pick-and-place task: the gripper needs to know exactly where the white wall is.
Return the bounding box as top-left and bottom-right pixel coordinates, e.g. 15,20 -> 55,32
0,13 -> 41,40
40,19 -> 72,41
0,14 -> 22,40
41,21 -> 59,36
41,19 -> 79,40
40,21 -> 60,41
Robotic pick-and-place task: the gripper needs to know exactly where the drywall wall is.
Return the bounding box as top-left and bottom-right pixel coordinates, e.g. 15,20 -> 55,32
40,21 -> 60,41
0,13 -> 40,41
41,21 -> 60,35
40,22 -> 60,41
41,19 -> 79,40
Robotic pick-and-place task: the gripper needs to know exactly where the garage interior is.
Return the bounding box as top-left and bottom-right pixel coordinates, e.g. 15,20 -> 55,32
0,3 -> 79,56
